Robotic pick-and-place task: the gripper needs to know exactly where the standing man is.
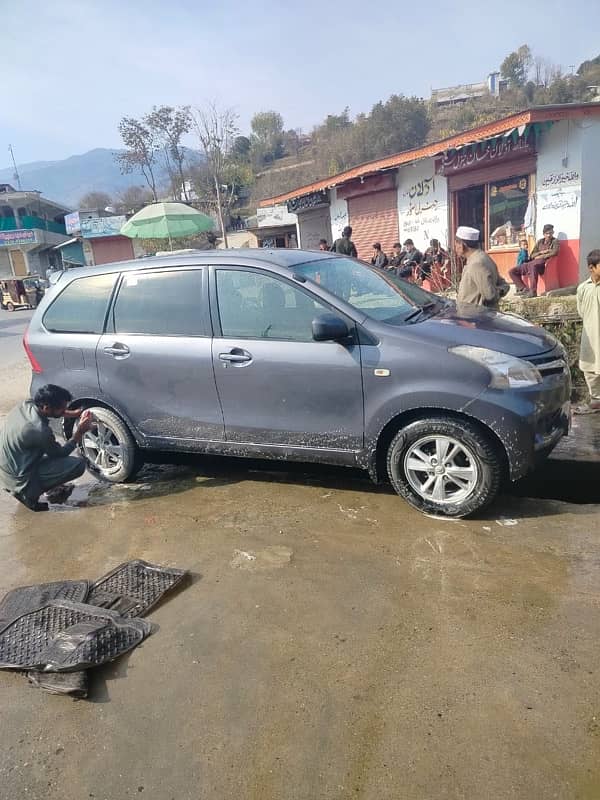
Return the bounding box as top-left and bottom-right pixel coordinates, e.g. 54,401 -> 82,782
332,226 -> 358,258
574,249 -> 600,414
0,385 -> 93,512
318,239 -> 329,251
509,223 -> 559,297
370,242 -> 389,269
455,226 -> 507,308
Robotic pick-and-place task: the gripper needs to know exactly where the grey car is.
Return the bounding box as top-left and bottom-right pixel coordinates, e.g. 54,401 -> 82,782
25,249 -> 570,518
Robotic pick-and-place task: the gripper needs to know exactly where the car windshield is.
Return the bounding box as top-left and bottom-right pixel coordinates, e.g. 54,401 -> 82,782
293,257 -> 440,325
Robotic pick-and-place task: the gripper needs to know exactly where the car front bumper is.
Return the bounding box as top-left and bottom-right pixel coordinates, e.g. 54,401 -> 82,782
464,379 -> 570,482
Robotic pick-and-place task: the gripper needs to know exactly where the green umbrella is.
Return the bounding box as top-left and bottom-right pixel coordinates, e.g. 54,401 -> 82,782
120,202 -> 214,248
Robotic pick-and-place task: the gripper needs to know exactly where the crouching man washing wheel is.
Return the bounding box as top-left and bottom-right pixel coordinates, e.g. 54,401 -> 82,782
0,384 -> 93,512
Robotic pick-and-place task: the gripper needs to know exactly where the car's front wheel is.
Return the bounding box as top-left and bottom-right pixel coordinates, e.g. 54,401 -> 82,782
78,407 -> 140,483
387,415 -> 503,518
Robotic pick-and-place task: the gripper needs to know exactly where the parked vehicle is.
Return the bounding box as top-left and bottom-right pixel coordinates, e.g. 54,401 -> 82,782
1,276 -> 45,311
24,250 -> 570,518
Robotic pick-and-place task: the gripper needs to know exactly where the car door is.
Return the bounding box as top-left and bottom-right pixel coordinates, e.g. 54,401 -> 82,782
210,266 -> 364,450
97,267 -> 224,442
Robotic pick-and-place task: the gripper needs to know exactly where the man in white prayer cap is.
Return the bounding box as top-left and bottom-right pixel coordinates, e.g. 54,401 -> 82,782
455,226 -> 507,308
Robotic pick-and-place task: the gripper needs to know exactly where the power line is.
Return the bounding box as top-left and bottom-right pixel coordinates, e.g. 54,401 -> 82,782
8,144 -> 22,190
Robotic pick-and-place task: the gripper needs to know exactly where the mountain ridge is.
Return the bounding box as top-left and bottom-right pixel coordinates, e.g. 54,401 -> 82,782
0,148 -> 200,209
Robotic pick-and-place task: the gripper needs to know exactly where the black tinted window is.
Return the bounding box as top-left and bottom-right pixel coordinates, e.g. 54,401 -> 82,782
43,274 -> 116,334
216,270 -> 328,342
113,270 -> 203,336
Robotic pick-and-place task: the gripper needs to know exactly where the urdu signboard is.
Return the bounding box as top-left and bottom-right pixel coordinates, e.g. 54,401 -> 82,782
0,229 -> 36,247
80,215 -> 127,238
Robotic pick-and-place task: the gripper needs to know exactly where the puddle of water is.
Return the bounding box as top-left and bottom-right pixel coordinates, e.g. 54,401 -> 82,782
230,546 -> 293,571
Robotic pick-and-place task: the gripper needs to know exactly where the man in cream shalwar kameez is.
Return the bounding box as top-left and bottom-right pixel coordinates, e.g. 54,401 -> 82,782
575,250 -> 600,413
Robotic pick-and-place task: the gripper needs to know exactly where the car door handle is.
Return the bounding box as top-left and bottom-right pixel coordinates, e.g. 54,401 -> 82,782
103,343 -> 130,358
219,350 -> 252,364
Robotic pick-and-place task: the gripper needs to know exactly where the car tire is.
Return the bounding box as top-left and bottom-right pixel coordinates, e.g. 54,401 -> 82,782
6,302 -> 15,312
78,406 -> 141,483
386,415 -> 502,518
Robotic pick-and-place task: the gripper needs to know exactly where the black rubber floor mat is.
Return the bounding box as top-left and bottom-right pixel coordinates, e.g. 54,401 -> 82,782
87,560 -> 187,618
28,669 -> 88,698
0,581 -> 89,630
0,601 -> 152,671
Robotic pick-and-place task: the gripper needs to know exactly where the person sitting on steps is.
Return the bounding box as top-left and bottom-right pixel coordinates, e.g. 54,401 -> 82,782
509,224 -> 559,297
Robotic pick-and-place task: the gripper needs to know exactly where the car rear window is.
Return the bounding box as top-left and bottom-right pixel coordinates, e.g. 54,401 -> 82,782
43,273 -> 117,334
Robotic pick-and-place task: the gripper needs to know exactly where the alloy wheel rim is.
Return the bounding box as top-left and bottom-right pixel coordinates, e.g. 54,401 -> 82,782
82,421 -> 124,475
403,435 -> 478,505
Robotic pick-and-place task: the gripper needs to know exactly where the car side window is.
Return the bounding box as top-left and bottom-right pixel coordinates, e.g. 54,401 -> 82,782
216,270 -> 329,342
43,273 -> 117,334
113,270 -> 204,336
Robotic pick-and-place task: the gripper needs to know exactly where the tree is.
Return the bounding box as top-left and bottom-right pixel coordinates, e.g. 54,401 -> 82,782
359,95 -> 430,161
79,191 -> 113,210
115,117 -> 159,200
577,54 -> 600,76
116,185 -> 154,213
501,45 -> 532,87
283,128 -> 302,158
322,108 -> 352,134
192,103 -> 239,247
250,111 -> 284,166
232,135 -> 251,161
145,105 -> 192,200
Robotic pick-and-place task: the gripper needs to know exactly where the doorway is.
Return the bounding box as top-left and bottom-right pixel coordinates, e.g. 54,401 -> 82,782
9,249 -> 27,276
456,185 -> 485,234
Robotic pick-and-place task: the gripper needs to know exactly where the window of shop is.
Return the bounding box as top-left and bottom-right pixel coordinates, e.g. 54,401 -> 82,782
488,175 -> 529,248
452,172 -> 532,251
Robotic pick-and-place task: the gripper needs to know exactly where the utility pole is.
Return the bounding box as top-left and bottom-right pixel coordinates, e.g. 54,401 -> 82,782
8,144 -> 22,190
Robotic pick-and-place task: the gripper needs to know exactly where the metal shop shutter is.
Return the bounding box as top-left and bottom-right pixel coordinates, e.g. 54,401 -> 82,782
347,190 -> 399,261
91,237 -> 134,265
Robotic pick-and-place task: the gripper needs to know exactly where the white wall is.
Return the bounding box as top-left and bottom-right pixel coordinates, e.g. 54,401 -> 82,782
535,119 -> 583,242
0,249 -> 11,277
297,208 -> 330,250
397,158 -> 449,250
25,250 -> 44,275
329,188 -> 348,242
579,117 -> 600,274
257,205 -> 298,228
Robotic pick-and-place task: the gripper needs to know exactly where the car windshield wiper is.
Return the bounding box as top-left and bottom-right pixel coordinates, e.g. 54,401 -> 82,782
403,301 -> 438,323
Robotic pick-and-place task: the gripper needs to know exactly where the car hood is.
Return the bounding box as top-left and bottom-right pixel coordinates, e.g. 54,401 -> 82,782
396,303 -> 557,358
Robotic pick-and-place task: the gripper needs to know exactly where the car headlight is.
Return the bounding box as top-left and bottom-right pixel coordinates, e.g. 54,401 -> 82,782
449,345 -> 542,389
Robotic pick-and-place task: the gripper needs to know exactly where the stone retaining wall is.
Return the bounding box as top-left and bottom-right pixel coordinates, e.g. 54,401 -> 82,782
500,294 -> 585,399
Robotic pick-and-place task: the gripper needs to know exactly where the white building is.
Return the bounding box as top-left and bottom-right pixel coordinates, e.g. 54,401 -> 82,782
260,103 -> 600,291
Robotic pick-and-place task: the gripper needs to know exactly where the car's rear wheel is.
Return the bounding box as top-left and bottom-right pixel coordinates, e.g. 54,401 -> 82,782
79,407 -> 140,483
6,302 -> 15,312
387,415 -> 502,518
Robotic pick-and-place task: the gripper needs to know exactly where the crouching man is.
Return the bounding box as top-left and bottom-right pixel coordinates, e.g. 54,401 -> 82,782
0,384 -> 93,512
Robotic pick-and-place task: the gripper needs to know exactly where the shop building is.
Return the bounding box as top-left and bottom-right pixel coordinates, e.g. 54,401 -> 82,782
65,210 -> 144,266
0,184 -> 70,277
245,204 -> 298,249
260,103 -> 600,290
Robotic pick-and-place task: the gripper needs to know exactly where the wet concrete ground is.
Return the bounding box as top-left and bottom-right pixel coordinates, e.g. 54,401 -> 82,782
1,310 -> 600,799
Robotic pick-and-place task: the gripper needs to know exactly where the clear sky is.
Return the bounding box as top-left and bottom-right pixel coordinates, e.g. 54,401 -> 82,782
2,0 -> 599,167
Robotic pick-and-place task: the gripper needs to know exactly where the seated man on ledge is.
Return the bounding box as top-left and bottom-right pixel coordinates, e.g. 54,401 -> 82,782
0,384 -> 93,512
509,223 -> 560,298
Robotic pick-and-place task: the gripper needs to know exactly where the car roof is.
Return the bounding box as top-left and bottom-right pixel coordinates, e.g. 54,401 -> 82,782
58,248 -> 338,280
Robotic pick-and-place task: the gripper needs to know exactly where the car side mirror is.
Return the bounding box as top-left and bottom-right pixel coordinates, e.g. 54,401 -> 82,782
312,313 -> 350,342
